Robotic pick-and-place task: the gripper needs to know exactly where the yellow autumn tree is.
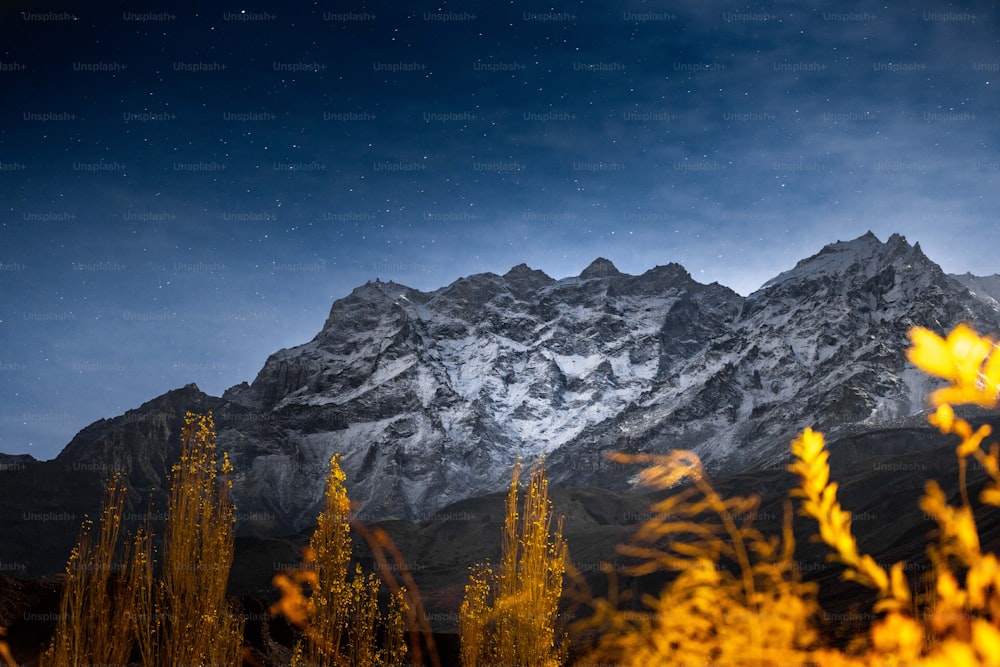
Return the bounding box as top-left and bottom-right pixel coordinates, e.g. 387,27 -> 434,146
459,459 -> 567,667
39,412 -> 242,666
40,475 -> 140,667
271,452 -> 409,666
157,411 -> 244,666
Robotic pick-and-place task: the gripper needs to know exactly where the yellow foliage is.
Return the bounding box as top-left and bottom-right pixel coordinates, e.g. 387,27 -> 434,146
40,411 -> 243,666
288,452 -> 352,665
40,477 -> 131,666
807,323 -> 1000,664
271,453 -> 410,666
159,411 -> 244,666
789,428 -> 905,612
908,324 -> 1000,408
459,459 -> 567,667
576,450 -> 820,666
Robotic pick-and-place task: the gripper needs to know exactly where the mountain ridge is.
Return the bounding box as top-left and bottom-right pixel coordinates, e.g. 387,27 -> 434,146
4,232 -> 1000,538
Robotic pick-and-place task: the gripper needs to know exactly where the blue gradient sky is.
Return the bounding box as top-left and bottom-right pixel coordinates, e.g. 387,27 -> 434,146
2,1 -> 999,459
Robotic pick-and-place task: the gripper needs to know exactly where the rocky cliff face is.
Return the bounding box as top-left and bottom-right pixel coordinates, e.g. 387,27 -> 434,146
5,232 -> 1000,549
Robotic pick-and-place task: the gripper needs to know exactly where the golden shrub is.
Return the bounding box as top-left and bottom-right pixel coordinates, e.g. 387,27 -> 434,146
158,411 -> 244,666
40,476 -> 137,667
575,450 -> 820,666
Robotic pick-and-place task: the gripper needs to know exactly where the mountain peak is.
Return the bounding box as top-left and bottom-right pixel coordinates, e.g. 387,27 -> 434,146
579,257 -> 622,279
649,261 -> 691,280
343,278 -> 417,304
502,262 -> 554,295
503,262 -> 552,281
505,262 -> 530,274
823,230 -> 893,254
759,231 -> 934,291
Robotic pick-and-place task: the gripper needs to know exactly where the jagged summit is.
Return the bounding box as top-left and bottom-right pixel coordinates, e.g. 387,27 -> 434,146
758,231 -> 935,292
639,262 -> 692,284
579,257 -> 622,279
352,277 -> 412,294
503,262 -> 540,278
502,262 -> 555,295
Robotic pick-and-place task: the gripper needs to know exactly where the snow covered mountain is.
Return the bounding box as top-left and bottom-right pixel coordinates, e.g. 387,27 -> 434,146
183,231 -> 1000,526
213,255 -> 743,527
8,231 -> 1000,539
543,232 -> 1000,481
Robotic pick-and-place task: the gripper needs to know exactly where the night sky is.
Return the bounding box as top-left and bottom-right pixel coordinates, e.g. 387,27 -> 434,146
2,1 -> 999,460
